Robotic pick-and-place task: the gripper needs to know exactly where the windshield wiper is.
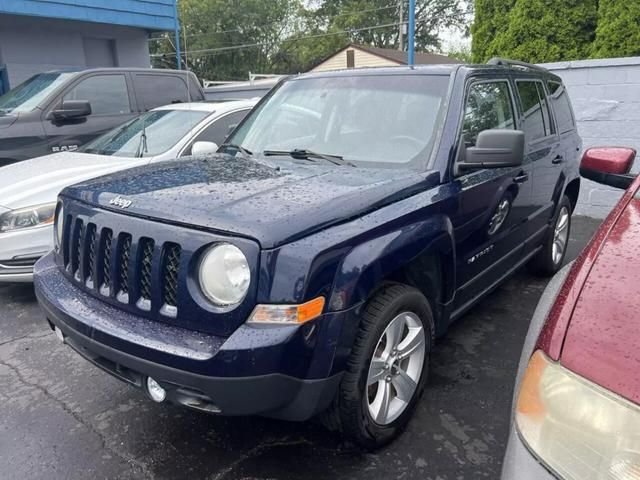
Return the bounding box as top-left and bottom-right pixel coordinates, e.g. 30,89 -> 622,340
219,143 -> 253,157
135,122 -> 148,158
263,149 -> 355,167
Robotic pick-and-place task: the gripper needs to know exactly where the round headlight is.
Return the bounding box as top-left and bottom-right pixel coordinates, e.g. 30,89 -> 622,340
55,203 -> 64,248
199,243 -> 250,306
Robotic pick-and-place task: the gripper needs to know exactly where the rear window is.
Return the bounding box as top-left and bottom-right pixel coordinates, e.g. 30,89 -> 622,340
133,74 -> 191,111
548,81 -> 576,134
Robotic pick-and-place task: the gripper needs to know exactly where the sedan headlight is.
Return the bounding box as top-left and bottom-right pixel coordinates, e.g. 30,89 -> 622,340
198,243 -> 250,306
516,350 -> 640,480
0,203 -> 56,234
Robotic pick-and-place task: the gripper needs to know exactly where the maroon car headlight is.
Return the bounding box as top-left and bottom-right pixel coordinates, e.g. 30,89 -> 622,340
516,351 -> 640,480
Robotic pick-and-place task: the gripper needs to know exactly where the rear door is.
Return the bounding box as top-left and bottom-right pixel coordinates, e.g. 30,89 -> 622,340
41,73 -> 136,153
132,74 -> 191,111
514,78 -> 563,241
451,76 -> 534,315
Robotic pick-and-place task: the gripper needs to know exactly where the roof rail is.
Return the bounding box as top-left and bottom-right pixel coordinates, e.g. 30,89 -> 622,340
487,57 -> 549,73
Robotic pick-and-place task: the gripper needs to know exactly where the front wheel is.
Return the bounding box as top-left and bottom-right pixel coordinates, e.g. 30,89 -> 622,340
325,284 -> 434,449
528,195 -> 572,276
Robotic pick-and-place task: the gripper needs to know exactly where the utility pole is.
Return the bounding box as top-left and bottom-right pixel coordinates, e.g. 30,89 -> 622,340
399,1 -> 404,51
174,0 -> 181,70
408,0 -> 416,66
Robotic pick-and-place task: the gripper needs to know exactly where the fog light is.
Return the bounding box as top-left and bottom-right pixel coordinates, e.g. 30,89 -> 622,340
146,377 -> 166,403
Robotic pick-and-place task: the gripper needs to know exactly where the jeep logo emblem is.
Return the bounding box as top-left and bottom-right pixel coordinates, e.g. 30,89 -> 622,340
109,196 -> 132,209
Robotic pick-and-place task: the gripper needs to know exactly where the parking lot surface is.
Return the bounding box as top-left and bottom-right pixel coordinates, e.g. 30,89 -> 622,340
0,217 -> 600,480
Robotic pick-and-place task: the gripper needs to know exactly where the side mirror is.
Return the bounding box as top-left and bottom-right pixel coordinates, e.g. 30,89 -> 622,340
458,129 -> 525,172
191,141 -> 219,156
51,100 -> 91,121
580,147 -> 636,190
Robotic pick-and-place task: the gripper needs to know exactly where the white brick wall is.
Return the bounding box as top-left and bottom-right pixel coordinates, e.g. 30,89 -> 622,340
539,57 -> 640,218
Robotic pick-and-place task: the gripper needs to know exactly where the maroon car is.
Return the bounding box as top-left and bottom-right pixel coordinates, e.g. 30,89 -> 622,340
502,147 -> 640,480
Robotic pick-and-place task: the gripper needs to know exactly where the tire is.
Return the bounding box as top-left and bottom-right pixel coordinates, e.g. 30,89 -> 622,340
528,195 -> 572,277
323,283 -> 434,449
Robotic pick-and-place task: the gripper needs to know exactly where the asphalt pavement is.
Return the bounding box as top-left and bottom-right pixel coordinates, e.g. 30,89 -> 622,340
0,216 -> 601,480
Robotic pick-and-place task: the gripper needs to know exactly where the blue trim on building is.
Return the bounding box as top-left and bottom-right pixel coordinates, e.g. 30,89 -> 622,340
0,0 -> 177,31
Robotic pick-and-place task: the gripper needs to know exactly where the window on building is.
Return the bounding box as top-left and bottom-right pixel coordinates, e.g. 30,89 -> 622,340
64,74 -> 131,115
548,81 -> 576,134
462,81 -> 515,147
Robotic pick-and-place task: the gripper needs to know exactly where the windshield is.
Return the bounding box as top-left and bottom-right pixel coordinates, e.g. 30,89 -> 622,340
81,109 -> 210,158
228,74 -> 450,168
0,72 -> 76,114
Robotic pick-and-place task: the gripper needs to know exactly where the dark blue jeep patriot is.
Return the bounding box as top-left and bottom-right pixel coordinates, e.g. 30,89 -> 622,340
34,59 -> 581,448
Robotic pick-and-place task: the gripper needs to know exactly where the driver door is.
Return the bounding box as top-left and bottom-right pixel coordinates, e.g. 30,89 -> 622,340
450,77 -> 534,316
42,73 -> 137,154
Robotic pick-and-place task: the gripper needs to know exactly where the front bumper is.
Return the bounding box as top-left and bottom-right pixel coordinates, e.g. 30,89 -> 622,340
0,223 -> 52,282
502,428 -> 557,479
35,252 -> 357,421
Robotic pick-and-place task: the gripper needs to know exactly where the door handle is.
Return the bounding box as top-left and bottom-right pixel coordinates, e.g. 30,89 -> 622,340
552,155 -> 564,165
513,173 -> 529,183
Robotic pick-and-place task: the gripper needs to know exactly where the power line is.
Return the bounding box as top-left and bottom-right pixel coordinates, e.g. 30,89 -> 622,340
148,4 -> 400,43
151,20 -> 411,59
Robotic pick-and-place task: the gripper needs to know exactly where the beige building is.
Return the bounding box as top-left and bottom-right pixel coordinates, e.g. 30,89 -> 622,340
310,43 -> 459,72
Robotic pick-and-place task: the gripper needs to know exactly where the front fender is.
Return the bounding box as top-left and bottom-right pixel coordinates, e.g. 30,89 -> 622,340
328,215 -> 455,312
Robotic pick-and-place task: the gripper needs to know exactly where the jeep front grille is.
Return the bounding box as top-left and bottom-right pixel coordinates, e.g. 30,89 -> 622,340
63,217 -> 181,317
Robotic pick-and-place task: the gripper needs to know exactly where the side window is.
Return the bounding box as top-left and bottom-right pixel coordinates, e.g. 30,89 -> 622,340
536,83 -> 555,135
516,80 -> 553,142
134,74 -> 189,111
548,81 -> 576,134
63,75 -> 130,115
462,81 -> 515,147
182,110 -> 249,156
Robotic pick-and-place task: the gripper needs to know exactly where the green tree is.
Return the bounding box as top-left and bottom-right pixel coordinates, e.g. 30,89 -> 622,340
592,1 -> 640,58
470,0 -> 515,63
490,0 -> 597,63
151,0 -> 301,81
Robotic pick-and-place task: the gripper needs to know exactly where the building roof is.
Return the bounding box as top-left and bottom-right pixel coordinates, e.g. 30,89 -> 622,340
0,0 -> 177,31
347,44 -> 460,65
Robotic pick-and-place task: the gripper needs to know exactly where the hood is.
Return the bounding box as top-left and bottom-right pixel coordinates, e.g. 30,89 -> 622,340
0,112 -> 18,130
0,152 -> 148,210
63,154 -> 438,248
561,189 -> 640,405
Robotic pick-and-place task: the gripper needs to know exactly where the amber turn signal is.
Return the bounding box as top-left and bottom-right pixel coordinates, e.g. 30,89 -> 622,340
248,297 -> 326,325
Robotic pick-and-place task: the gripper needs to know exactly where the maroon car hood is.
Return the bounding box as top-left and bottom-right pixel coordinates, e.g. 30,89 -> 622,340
561,188 -> 640,405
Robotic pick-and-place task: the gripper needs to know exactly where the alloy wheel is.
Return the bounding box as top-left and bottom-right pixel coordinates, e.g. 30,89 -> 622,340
552,206 -> 570,265
366,312 -> 426,425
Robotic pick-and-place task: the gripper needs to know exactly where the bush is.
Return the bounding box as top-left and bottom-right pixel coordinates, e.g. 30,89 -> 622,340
474,0 -> 597,64
592,1 -> 640,58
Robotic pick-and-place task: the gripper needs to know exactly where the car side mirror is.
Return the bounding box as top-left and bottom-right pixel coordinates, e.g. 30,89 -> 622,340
191,141 -> 219,156
458,129 -> 525,172
580,147 -> 636,190
51,100 -> 91,121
